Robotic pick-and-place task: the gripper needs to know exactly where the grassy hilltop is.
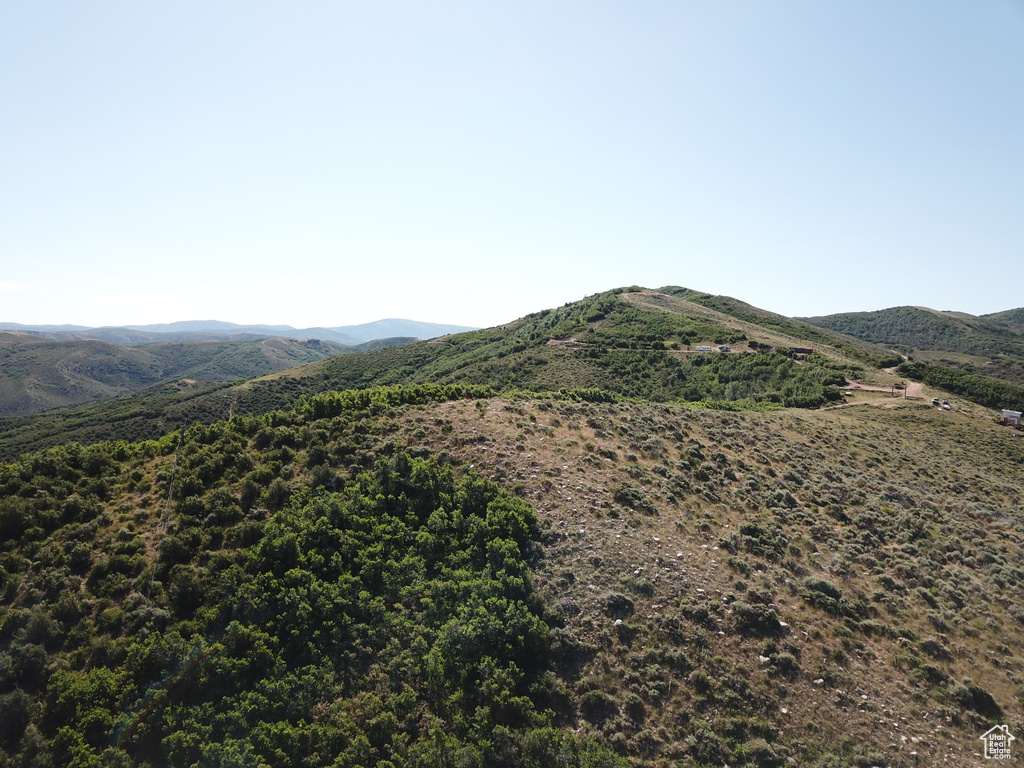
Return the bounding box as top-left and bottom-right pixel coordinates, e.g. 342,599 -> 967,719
1,288 -> 1023,767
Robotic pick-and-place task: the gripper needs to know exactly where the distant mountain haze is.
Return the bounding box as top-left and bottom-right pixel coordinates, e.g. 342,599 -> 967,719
0,319 -> 479,345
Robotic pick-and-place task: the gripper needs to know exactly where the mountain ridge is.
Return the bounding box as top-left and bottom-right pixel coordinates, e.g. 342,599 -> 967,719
6,286 -> 1024,463
0,318 -> 478,346
0,333 -> 414,419
0,286 -> 922,460
1,286 -> 1023,766
801,305 -> 1024,387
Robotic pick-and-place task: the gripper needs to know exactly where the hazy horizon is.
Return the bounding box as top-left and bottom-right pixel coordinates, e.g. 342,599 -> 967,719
2,291 -> 1023,335
3,3 -> 1022,327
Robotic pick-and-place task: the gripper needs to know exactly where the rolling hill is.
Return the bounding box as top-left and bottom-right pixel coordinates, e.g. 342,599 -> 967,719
0,287 -> 901,460
0,382 -> 1021,766
0,333 -> 412,419
801,306 -> 1024,387
983,307 -> 1024,335
1,286 -> 1024,767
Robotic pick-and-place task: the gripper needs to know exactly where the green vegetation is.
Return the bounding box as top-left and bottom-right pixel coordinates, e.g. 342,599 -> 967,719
804,305 -> 1024,386
662,287 -> 899,367
1,376 -> 1022,766
0,333 -> 396,419
0,290 -> 868,461
0,396 -> 623,767
897,361 -> 1024,411
984,306 -> 1024,334
4,287 -> 1024,766
803,306 -> 1024,359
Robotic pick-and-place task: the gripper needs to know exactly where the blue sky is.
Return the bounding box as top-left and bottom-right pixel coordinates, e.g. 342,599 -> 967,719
2,2 -> 1023,329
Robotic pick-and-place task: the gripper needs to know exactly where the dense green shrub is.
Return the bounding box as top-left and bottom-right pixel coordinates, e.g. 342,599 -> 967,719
0,429 -> 623,767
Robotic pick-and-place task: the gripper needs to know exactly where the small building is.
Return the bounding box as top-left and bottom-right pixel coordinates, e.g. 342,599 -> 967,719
791,347 -> 814,355
1002,410 -> 1022,427
717,345 -> 731,352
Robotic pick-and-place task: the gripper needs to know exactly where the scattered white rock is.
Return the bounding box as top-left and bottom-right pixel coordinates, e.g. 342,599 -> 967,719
614,619 -> 623,626
813,678 -> 825,686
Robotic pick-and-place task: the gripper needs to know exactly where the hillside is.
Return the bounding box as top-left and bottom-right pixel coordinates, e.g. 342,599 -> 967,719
0,384 -> 1021,767
0,288 -> 898,460
982,307 -> 1024,335
0,333 -> 409,419
663,288 -> 902,369
802,306 -> 1024,387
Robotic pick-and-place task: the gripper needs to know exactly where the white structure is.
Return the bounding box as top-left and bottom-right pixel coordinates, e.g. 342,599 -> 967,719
979,725 -> 1015,760
1002,410 -> 1022,427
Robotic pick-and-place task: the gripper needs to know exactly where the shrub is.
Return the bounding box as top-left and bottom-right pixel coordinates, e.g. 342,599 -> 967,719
801,577 -> 843,614
951,679 -> 1002,718
605,592 -> 635,618
623,692 -> 646,723
688,669 -> 711,693
731,601 -> 781,637
579,690 -> 619,724
612,483 -> 656,515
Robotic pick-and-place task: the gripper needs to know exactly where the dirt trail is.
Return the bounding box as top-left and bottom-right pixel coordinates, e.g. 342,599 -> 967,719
843,378 -> 923,399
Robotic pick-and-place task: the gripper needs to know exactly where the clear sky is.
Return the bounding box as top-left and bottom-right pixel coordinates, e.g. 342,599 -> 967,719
2,2 -> 1023,329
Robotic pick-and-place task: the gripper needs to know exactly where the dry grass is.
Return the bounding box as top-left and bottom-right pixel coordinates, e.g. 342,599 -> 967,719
389,396 -> 1024,767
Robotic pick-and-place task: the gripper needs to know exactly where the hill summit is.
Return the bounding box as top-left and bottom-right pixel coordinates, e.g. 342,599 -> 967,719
0,286 -> 1022,767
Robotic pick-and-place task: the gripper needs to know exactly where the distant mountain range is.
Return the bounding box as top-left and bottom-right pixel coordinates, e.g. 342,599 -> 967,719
4,288 -> 1024,455
0,318 -> 478,346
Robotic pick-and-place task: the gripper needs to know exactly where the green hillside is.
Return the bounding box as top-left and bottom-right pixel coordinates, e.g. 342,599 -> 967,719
801,306 -> 1024,386
2,287 -> 1024,767
801,306 -> 1024,356
982,307 -> 1024,335
0,383 -> 1021,767
0,334 -> 408,419
0,288 -> 889,461
663,288 -> 902,369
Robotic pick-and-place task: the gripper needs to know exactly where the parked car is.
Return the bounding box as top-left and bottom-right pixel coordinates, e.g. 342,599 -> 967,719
941,399 -> 951,410
931,398 -> 940,406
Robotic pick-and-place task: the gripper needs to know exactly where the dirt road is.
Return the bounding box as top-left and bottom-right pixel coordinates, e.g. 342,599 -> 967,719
844,378 -> 923,398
